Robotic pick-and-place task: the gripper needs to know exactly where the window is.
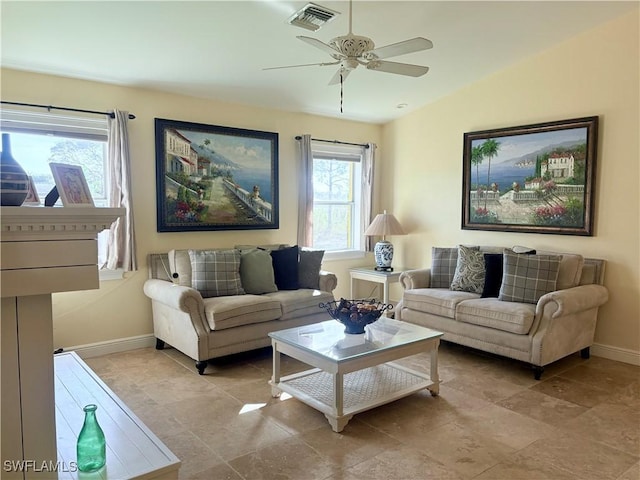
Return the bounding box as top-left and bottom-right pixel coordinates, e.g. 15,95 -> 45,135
1,109 -> 119,277
311,141 -> 364,257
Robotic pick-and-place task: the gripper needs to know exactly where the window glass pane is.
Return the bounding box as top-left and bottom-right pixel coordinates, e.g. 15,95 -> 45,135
313,158 -> 353,202
312,203 -> 352,250
1,131 -> 108,206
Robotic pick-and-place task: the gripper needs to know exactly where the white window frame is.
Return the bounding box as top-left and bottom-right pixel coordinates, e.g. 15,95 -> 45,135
311,141 -> 366,261
0,108 -> 124,281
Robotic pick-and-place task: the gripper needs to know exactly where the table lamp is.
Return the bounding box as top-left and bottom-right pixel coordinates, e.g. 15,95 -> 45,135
364,210 -> 406,271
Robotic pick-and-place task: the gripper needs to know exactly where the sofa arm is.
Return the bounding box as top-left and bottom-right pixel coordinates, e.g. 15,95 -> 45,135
399,269 -> 431,290
143,279 -> 205,313
319,270 -> 338,293
536,284 -> 609,318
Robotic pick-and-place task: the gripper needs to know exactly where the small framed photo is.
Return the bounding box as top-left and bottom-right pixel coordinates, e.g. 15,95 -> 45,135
49,163 -> 94,207
23,176 -> 40,205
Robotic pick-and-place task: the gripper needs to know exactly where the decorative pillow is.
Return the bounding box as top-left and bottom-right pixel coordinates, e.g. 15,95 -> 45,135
450,245 -> 486,294
499,250 -> 561,304
239,248 -> 277,294
270,245 -> 300,290
481,253 -> 504,298
188,249 -> 245,298
482,249 -> 537,298
298,248 -> 324,289
511,245 -> 537,255
431,246 -> 479,288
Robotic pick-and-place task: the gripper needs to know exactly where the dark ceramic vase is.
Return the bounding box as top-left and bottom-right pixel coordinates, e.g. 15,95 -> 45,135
0,133 -> 29,206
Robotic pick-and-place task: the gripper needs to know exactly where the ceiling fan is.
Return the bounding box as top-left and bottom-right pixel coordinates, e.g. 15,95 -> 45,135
265,0 -> 433,87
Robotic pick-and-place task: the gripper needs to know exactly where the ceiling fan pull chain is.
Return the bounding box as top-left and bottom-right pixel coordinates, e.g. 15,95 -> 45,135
340,72 -> 344,113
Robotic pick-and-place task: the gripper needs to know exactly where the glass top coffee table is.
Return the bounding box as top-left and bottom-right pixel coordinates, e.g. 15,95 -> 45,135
268,317 -> 443,432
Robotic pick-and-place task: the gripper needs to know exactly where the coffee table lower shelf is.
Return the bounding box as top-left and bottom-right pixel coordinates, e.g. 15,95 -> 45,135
270,362 -> 437,432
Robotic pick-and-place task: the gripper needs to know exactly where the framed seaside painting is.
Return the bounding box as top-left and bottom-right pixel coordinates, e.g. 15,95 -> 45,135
154,118 -> 279,232
461,116 -> 598,236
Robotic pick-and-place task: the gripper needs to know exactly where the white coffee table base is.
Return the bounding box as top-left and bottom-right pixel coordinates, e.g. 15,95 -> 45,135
271,362 -> 438,432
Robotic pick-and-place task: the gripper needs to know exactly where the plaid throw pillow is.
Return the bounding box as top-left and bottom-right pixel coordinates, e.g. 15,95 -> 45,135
499,250 -> 561,304
189,249 -> 245,298
431,246 -> 479,288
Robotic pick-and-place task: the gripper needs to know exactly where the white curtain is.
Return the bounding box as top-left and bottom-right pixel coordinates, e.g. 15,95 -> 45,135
104,109 -> 137,271
297,134 -> 314,247
362,143 -> 376,251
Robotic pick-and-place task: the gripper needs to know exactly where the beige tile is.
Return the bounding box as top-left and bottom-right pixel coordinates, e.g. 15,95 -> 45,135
228,436 -> 340,480
191,409 -> 292,461
513,431 -> 639,480
339,445 -> 465,480
442,367 -> 528,404
404,421 -> 513,478
530,375 -> 610,408
617,461 -> 640,480
562,403 -> 640,456
258,396 -> 331,435
453,402 -> 558,450
299,421 -> 401,469
160,430 -> 224,480
474,459 -> 577,480
163,393 -> 244,429
182,461 -> 243,480
497,388 -> 588,426
559,360 -> 640,392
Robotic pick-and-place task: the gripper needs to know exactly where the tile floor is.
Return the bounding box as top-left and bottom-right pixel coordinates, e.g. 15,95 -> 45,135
84,342 -> 640,480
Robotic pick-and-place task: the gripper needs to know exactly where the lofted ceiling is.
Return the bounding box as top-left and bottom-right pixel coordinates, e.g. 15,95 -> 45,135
1,1 -> 637,124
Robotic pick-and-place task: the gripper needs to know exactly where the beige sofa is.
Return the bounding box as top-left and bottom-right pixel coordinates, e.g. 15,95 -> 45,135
396,246 -> 608,379
144,247 -> 337,374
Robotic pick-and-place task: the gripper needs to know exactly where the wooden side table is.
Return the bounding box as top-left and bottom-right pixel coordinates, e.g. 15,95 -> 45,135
349,267 -> 408,305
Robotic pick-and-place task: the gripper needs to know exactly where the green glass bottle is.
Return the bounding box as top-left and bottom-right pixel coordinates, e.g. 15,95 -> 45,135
76,404 -> 106,472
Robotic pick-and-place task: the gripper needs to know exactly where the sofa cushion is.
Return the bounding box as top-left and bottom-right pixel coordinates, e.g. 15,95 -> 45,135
265,289 -> 334,320
239,248 -> 278,294
457,298 -> 536,334
431,246 -> 479,288
537,250 -> 584,290
203,295 -> 282,330
271,245 -> 300,290
450,245 -> 486,294
298,248 -> 325,289
189,249 -> 245,298
403,288 -> 479,319
499,251 -> 561,304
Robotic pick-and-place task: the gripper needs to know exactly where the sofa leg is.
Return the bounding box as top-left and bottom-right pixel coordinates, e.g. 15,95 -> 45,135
580,347 -> 590,359
532,365 -> 544,381
196,361 -> 207,375
155,338 -> 165,350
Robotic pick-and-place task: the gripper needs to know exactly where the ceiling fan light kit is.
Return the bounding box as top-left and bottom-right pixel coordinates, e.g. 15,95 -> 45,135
268,0 -> 433,113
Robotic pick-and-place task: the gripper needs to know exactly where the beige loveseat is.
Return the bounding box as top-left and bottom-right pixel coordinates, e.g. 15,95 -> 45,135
144,246 -> 337,374
396,246 -> 608,379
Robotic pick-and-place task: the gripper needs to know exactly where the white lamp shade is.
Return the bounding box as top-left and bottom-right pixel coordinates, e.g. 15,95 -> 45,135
364,211 -> 406,238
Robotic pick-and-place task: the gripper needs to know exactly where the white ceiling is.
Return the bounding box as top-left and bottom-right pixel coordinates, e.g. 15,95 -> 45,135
1,1 -> 637,124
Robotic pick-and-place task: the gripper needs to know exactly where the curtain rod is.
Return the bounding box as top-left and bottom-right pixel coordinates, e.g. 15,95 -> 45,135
295,135 -> 369,149
0,101 -> 136,120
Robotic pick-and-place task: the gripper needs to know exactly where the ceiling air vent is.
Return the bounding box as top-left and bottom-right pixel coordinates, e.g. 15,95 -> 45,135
287,3 -> 340,31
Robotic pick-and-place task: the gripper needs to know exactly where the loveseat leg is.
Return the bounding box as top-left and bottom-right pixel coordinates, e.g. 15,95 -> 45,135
580,347 -> 590,359
155,338 -> 165,350
196,361 -> 207,375
532,365 -> 544,380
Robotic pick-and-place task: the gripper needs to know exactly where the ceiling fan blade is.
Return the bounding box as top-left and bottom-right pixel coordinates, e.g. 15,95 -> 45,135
328,67 -> 352,86
365,37 -> 433,60
297,36 -> 343,57
366,60 -> 429,77
263,61 -> 340,71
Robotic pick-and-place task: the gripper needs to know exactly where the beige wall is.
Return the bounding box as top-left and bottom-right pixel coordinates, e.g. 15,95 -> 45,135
0,68 -> 382,348
383,10 -> 640,356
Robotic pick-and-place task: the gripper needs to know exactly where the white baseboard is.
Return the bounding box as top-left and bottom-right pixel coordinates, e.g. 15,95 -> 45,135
591,342 -> 640,366
63,334 -> 156,359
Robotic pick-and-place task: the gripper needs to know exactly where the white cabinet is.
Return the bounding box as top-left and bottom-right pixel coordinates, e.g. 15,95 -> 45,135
1,207 -> 123,480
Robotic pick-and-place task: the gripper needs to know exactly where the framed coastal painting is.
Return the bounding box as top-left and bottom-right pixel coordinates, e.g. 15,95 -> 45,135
49,163 -> 95,207
154,118 -> 279,232
461,116 -> 598,236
